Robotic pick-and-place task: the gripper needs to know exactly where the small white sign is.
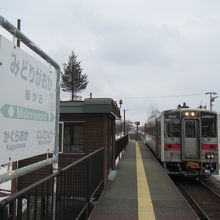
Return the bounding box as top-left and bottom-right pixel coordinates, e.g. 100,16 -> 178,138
0,35 -> 57,165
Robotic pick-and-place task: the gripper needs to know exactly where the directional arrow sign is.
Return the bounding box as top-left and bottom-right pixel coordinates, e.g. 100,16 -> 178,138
0,104 -> 55,122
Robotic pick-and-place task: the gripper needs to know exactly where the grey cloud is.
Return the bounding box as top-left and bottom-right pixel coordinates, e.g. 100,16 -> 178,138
92,25 -> 181,67
2,0 -> 220,124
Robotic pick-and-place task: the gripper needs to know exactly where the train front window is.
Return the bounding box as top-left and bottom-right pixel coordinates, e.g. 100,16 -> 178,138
185,120 -> 196,138
201,113 -> 217,137
165,120 -> 180,137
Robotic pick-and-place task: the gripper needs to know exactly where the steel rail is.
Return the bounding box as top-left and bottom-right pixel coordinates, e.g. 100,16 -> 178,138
174,180 -> 210,220
199,180 -> 220,200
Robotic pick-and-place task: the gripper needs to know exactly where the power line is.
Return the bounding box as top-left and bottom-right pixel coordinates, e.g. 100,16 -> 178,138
119,93 -> 205,99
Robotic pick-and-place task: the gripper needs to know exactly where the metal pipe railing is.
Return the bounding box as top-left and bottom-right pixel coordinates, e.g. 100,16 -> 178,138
0,148 -> 104,220
0,15 -> 61,220
0,157 -> 57,184
0,15 -> 60,185
115,135 -> 128,161
0,16 -> 60,69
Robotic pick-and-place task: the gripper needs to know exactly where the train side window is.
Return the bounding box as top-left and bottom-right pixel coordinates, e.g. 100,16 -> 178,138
185,121 -> 195,138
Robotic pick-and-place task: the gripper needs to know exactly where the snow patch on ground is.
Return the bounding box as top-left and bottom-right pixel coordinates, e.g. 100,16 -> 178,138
0,166 -> 11,201
0,166 -> 11,191
212,169 -> 220,182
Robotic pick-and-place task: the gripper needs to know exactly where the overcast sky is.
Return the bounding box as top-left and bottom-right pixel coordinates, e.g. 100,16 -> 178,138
1,0 -> 220,124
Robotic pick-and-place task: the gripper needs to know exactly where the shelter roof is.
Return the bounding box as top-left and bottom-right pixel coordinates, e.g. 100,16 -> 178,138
60,98 -> 120,118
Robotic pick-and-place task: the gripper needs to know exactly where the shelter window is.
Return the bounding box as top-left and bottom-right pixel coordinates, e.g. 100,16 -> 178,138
63,123 -> 85,153
165,119 -> 180,137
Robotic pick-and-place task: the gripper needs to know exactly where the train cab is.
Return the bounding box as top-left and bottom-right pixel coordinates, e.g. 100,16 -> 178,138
145,105 -> 219,177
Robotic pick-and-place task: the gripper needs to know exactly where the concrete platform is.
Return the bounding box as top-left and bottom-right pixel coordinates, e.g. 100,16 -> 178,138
89,141 -> 199,220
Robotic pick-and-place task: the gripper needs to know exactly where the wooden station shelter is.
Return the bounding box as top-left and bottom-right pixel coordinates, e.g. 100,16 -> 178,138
17,98 -> 120,189
59,98 -> 121,183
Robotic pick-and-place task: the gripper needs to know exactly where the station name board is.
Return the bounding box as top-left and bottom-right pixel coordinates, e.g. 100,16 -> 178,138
0,35 -> 57,165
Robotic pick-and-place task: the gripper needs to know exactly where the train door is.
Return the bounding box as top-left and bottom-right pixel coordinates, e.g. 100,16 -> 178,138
156,120 -> 161,158
182,119 -> 200,160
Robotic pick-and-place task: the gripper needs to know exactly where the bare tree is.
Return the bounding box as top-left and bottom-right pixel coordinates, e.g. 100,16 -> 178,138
147,104 -> 160,121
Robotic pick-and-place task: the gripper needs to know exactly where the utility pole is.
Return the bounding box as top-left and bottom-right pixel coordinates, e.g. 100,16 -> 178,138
119,100 -> 123,137
205,92 -> 218,110
123,109 -> 126,136
135,121 -> 140,141
123,109 -> 129,136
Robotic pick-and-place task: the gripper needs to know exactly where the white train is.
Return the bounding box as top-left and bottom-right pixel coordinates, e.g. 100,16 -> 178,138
145,104 -> 219,177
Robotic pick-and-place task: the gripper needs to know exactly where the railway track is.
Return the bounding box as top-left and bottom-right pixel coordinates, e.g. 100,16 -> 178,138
172,176 -> 220,220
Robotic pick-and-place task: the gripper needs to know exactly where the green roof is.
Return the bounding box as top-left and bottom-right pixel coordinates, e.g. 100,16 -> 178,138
60,98 -> 120,118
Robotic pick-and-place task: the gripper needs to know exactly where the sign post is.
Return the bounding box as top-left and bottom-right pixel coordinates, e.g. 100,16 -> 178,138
0,16 -> 60,186
0,35 -> 57,164
0,16 -> 60,220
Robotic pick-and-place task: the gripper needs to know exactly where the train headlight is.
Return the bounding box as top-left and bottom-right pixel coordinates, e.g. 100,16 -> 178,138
185,112 -> 189,116
206,153 -> 211,159
191,112 -> 195,116
210,153 -> 215,159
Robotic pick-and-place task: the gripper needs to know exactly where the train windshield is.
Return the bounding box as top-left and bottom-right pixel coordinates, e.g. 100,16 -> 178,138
165,119 -> 180,137
201,113 -> 217,137
165,112 -> 180,137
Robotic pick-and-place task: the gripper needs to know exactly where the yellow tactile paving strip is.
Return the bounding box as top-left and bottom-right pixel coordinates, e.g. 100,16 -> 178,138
136,141 -> 156,220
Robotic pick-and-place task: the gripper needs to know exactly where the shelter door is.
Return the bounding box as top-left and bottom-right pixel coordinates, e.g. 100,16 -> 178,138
182,119 -> 200,160
108,118 -> 114,170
